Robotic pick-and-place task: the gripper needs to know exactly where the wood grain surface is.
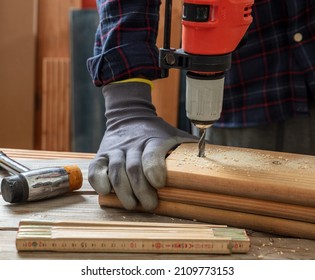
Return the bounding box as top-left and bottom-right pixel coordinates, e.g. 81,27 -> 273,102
100,194 -> 315,240
158,187 -> 315,223
166,143 -> 315,206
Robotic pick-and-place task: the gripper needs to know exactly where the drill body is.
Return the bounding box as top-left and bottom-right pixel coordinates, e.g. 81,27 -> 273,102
160,0 -> 254,156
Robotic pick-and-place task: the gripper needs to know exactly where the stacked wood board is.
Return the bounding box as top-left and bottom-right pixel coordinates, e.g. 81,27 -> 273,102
100,143 -> 315,240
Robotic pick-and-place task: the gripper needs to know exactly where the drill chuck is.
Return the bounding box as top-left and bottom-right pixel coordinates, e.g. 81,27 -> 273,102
185,71 -> 225,128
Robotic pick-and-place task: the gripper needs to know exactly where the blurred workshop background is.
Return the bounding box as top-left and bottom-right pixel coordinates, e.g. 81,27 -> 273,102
0,0 -> 185,153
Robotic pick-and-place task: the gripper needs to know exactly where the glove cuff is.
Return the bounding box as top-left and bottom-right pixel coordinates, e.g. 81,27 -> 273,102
111,78 -> 154,90
102,80 -> 157,121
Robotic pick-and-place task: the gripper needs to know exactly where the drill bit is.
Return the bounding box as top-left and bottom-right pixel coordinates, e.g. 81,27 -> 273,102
198,128 -> 206,157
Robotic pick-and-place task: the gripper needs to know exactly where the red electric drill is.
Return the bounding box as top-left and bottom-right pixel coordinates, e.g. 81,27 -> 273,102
159,0 -> 254,157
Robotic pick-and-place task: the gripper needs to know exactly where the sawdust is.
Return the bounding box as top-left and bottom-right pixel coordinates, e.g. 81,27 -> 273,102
171,145 -> 315,176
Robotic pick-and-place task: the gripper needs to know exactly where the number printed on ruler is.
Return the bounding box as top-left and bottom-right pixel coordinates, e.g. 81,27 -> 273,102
19,239 -> 230,253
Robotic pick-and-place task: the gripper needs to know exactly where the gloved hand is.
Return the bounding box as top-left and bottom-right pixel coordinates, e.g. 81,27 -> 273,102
88,81 -> 198,210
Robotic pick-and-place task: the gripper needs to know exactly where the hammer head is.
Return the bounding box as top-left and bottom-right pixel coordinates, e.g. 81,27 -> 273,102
1,166 -> 82,203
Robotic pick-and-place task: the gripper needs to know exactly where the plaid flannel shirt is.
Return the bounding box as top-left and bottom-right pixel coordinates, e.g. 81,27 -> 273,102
87,0 -> 315,128
87,0 -> 162,86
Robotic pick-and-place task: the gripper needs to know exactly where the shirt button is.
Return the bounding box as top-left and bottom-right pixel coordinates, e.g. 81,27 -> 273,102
293,32 -> 303,42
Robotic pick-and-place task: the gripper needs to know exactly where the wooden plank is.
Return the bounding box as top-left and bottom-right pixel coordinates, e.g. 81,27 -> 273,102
0,193 -> 187,229
166,143 -> 315,207
0,148 -> 94,159
158,187 -> 315,224
0,194 -> 127,228
42,58 -> 71,151
100,194 -> 315,240
18,220 -> 223,228
35,0 -> 82,149
98,142 -> 315,240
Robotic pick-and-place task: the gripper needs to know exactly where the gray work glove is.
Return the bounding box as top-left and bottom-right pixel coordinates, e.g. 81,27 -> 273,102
88,82 -> 197,210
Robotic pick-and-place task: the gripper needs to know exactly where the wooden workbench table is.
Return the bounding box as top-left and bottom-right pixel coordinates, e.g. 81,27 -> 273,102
0,148 -> 314,260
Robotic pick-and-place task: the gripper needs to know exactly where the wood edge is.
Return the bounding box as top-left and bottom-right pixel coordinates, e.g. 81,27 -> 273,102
99,194 -> 315,240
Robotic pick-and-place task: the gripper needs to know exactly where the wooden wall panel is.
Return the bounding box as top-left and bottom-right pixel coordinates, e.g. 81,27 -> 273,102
0,0 -> 37,149
35,0 -> 81,150
41,58 -> 70,151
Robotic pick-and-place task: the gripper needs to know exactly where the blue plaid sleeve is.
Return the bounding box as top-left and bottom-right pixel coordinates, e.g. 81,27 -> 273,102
217,0 -> 315,128
87,0 -> 315,128
87,0 -> 162,86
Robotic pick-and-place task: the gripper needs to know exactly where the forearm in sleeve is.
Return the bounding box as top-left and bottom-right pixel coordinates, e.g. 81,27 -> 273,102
87,0 -> 162,86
